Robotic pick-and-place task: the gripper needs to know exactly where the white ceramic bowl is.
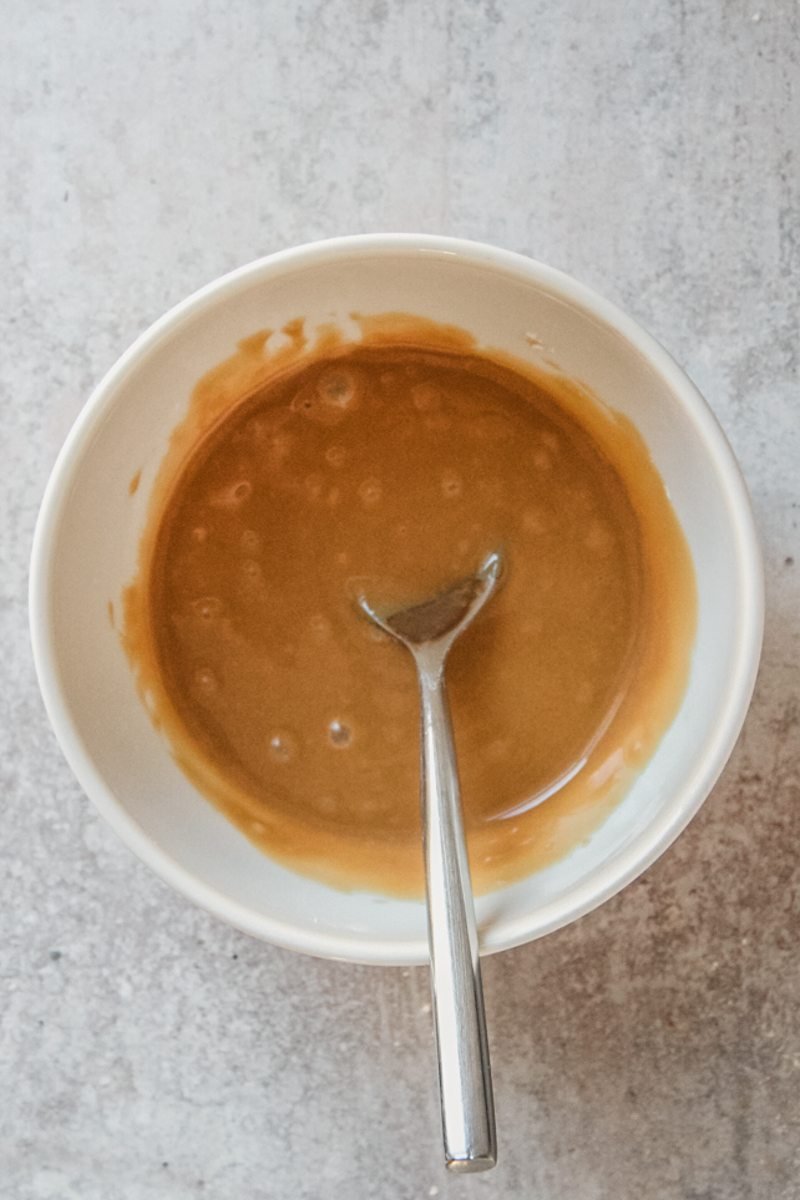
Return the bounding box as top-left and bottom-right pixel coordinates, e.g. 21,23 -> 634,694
29,235 -> 763,965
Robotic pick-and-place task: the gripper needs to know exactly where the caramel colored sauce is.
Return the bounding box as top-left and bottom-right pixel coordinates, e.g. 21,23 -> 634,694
123,315 -> 696,896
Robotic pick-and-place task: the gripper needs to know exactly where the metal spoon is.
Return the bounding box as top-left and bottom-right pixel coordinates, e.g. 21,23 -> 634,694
359,551 -> 503,1173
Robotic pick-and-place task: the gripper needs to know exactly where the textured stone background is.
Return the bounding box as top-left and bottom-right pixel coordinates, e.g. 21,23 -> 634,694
2,2 -> 798,1197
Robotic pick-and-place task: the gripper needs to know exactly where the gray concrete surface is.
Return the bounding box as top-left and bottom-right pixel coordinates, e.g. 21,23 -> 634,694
2,2 -> 799,1197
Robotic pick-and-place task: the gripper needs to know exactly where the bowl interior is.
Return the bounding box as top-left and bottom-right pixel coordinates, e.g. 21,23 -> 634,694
31,239 -> 761,964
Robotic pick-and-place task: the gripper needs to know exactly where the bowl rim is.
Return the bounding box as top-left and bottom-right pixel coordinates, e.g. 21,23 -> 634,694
29,233 -> 764,965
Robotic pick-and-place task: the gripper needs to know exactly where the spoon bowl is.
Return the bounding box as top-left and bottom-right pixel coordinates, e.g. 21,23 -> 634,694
359,552 -> 503,654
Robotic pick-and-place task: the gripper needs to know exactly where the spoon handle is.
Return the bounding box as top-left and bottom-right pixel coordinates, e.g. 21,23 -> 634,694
417,666 -> 497,1173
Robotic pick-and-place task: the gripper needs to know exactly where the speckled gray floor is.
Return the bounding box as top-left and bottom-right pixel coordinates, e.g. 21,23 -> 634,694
2,2 -> 799,1198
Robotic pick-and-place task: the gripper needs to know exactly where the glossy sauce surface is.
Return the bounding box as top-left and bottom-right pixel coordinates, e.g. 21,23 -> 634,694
124,321 -> 696,895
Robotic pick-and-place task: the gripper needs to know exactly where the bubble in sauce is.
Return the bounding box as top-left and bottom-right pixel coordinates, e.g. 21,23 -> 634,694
411,382 -> 441,412
314,794 -> 338,817
309,613 -> 332,639
245,416 -> 267,441
328,719 -> 353,748
210,479 -> 252,509
325,444 -> 346,468
317,368 -> 357,410
266,431 -> 292,466
573,486 -> 595,514
292,370 -> 359,425
241,559 -> 262,581
240,529 -> 261,554
268,730 -> 298,764
191,526 -> 208,544
540,430 -> 561,453
358,477 -> 382,508
441,469 -> 463,499
532,449 -> 553,472
251,820 -> 266,836
192,596 -> 223,621
522,508 -> 547,535
468,412 -> 514,442
304,473 -> 324,501
193,666 -> 218,695
585,520 -> 613,555
327,486 -> 341,508
487,737 -> 511,762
